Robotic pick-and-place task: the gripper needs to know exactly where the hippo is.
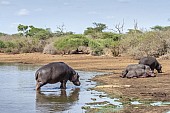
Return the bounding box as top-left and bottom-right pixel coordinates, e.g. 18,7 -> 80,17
139,56 -> 162,73
121,64 -> 153,78
125,68 -> 155,78
35,62 -> 81,90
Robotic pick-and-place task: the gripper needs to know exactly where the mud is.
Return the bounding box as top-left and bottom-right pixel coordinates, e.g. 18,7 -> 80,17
0,53 -> 170,112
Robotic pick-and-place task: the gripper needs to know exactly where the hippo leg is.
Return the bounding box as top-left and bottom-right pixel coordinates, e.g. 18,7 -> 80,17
60,80 -> 67,89
151,69 -> 154,73
139,73 -> 148,78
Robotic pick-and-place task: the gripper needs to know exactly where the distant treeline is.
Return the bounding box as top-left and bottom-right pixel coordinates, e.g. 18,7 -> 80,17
0,23 -> 170,59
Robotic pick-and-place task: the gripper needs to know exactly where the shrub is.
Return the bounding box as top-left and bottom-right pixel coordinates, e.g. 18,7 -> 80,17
43,43 -> 57,55
119,31 -> 168,58
0,40 -> 5,48
101,32 -> 121,41
54,35 -> 89,54
5,42 -> 16,48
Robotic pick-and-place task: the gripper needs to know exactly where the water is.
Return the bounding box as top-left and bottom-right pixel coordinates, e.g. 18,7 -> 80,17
0,63 -> 122,113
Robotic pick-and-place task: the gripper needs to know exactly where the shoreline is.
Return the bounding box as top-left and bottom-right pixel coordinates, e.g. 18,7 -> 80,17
1,53 -> 170,112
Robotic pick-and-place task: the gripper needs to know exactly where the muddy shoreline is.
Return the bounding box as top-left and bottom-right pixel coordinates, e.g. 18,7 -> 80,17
1,53 -> 170,113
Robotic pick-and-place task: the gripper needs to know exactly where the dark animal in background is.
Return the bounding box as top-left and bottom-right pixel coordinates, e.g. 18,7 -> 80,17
139,56 -> 162,73
35,62 -> 81,90
121,64 -> 154,78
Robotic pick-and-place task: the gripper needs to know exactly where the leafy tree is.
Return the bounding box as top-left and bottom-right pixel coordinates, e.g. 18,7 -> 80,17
151,25 -> 164,31
17,24 -> 28,36
84,22 -> 107,35
93,22 -> 107,32
151,25 -> 170,31
17,24 -> 53,39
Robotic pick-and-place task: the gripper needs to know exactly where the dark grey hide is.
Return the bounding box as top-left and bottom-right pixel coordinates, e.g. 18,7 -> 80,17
35,62 -> 80,90
139,56 -> 162,73
121,64 -> 154,78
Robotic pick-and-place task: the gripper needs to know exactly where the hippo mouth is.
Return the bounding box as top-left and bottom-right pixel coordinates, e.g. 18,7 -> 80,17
158,70 -> 162,73
36,82 -> 43,90
73,81 -> 81,86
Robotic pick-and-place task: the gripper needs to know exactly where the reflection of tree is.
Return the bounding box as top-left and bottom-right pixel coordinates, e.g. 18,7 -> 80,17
0,62 -> 39,71
36,88 -> 80,113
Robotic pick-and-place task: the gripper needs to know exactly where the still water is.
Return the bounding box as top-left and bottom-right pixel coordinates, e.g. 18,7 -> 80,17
0,63 -> 122,113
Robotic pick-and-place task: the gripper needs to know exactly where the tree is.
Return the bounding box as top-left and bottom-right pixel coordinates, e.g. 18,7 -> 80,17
93,22 -> 107,32
17,24 -> 28,36
17,24 -> 53,39
151,25 -> 164,31
151,25 -> 170,31
84,22 -> 107,35
55,24 -> 74,36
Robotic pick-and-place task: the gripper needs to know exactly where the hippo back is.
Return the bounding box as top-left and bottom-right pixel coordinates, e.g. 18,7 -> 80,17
139,56 -> 162,73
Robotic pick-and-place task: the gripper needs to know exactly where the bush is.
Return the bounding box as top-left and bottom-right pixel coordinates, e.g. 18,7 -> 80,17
119,31 -> 168,58
54,35 -> 89,54
88,40 -> 103,55
43,43 -> 57,55
0,40 -> 5,48
101,32 -> 121,41
0,37 -> 46,53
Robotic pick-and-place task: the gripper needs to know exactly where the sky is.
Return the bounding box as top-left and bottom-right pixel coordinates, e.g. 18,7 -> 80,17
0,0 -> 170,34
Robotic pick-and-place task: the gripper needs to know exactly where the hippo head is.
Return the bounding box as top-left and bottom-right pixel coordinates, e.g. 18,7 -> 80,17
121,70 -> 127,78
156,64 -> 162,73
145,66 -> 155,77
70,72 -> 81,86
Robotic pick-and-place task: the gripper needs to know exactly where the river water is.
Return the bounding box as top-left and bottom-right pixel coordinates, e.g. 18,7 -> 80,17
0,63 -> 122,113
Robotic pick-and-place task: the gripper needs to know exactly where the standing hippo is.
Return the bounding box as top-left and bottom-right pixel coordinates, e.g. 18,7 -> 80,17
139,56 -> 162,73
121,64 -> 153,78
35,62 -> 81,90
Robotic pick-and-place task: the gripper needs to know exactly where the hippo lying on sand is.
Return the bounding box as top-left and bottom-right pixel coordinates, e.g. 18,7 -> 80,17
139,56 -> 162,73
35,62 -> 81,90
121,64 -> 155,78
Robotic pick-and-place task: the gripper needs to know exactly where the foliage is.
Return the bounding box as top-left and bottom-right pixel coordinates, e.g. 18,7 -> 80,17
0,32 -> 8,36
101,32 -> 122,41
119,30 -> 169,59
0,37 -> 46,53
17,24 -> 28,36
17,24 -> 53,39
151,25 -> 170,31
1,23 -> 170,57
0,40 -> 5,48
54,34 -> 89,52
84,22 -> 107,35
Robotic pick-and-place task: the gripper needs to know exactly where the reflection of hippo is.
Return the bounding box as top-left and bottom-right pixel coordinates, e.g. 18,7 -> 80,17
121,64 -> 153,78
139,56 -> 162,73
36,88 -> 80,112
35,62 -> 81,90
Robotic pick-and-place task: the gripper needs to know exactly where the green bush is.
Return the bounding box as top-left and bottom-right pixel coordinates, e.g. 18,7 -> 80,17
88,39 -> 105,56
5,42 -> 16,48
101,32 -> 121,41
0,40 -> 5,48
54,35 -> 89,52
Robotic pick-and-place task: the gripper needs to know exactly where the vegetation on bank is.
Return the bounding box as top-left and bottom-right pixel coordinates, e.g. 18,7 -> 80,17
0,23 -> 170,59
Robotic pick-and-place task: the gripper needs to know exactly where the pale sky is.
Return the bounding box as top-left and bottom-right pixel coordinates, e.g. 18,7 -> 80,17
0,0 -> 170,34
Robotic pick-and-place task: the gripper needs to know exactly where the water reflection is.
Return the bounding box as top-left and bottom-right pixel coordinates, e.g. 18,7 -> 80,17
36,88 -> 80,113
